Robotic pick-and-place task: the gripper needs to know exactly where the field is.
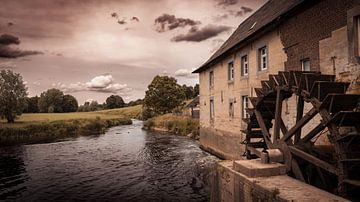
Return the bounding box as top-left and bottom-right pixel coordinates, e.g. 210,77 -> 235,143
0,105 -> 142,128
0,105 -> 142,145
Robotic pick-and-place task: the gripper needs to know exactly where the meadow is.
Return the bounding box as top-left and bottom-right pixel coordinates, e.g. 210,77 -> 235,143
0,105 -> 142,145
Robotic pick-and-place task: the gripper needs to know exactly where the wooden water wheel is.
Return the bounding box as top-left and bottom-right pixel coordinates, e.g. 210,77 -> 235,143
242,71 -> 360,199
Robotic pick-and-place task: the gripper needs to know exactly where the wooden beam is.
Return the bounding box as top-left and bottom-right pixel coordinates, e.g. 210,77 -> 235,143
289,146 -> 338,175
255,110 -> 273,149
295,96 -> 304,143
291,158 -> 305,182
280,118 -> 288,137
273,88 -> 283,141
300,123 -> 325,143
281,107 -> 318,142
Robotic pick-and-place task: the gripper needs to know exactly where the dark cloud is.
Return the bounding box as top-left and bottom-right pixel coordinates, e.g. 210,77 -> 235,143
131,16 -> 140,22
117,19 -> 127,25
228,6 -> 254,17
7,22 -> 14,26
154,14 -> 201,32
241,6 -> 253,13
0,46 -> 43,58
0,34 -> 20,45
171,25 -> 231,42
111,12 -> 119,18
216,0 -> 238,6
0,34 -> 42,58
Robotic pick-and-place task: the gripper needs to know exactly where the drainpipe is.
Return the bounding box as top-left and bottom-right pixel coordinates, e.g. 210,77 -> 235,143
331,56 -> 337,75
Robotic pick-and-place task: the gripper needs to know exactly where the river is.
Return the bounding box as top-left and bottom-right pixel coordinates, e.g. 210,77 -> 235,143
0,120 -> 219,202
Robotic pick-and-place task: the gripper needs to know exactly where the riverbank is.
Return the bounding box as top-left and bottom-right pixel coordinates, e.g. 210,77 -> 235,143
143,114 -> 199,139
0,105 -> 141,146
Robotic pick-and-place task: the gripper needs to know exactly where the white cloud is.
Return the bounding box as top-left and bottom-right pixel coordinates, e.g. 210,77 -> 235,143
54,74 -> 132,94
174,68 -> 197,78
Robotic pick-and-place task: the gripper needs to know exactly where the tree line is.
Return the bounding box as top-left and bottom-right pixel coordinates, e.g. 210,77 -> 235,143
0,70 -> 199,123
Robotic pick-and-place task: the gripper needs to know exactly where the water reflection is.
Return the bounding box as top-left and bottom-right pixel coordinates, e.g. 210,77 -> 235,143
0,120 -> 218,201
0,147 -> 28,200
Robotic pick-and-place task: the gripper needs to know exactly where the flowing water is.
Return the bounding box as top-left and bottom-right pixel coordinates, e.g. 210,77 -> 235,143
0,120 -> 218,202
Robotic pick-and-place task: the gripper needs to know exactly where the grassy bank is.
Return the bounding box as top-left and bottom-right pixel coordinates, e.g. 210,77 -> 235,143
0,105 -> 142,146
143,114 -> 199,139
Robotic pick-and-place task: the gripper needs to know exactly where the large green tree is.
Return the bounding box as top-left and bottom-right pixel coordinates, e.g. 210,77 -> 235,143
106,95 -> 125,109
62,94 -> 78,112
0,70 -> 27,123
143,75 -> 185,119
23,96 -> 39,113
38,88 -> 64,113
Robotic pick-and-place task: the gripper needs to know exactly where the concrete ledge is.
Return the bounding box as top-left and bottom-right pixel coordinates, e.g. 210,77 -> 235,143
211,160 -> 349,202
233,159 -> 286,177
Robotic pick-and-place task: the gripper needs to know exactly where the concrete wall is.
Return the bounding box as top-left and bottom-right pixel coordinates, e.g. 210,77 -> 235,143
211,161 -> 349,202
199,30 -> 287,159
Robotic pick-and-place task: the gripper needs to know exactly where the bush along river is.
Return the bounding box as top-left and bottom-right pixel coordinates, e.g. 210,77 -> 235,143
0,120 -> 219,202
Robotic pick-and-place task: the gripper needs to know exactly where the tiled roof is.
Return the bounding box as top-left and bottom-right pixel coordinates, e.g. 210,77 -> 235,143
193,0 -> 305,73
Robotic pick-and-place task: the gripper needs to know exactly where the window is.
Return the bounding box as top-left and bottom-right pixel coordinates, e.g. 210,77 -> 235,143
229,100 -> 234,118
301,58 -> 311,71
241,55 -> 248,76
228,61 -> 234,81
242,96 -> 249,118
209,71 -> 214,88
210,98 -> 214,120
258,46 -> 268,71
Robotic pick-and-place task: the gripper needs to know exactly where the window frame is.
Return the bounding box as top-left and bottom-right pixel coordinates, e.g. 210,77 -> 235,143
301,58 -> 311,71
258,46 -> 268,71
210,97 -> 215,120
228,61 -> 234,81
209,70 -> 214,88
242,95 -> 249,119
241,54 -> 249,76
229,99 -> 234,118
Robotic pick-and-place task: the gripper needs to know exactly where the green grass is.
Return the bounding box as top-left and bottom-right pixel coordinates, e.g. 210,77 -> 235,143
0,105 -> 142,128
143,114 -> 199,139
0,105 -> 142,145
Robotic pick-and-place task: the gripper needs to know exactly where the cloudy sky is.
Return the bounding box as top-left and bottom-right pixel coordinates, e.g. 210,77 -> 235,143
0,0 -> 266,104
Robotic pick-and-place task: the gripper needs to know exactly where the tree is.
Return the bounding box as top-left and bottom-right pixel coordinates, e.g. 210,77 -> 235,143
89,101 -> 99,111
23,96 -> 39,113
106,95 -> 125,109
182,84 -> 194,100
127,99 -> 143,106
38,88 -> 64,113
62,94 -> 78,112
193,84 -> 199,97
0,70 -> 27,123
143,75 -> 185,119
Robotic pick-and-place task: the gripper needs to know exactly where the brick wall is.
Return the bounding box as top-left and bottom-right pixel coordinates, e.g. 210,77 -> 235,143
280,0 -> 360,71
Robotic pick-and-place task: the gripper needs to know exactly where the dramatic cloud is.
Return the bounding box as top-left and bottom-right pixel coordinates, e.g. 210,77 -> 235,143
0,34 -> 20,45
171,25 -> 231,42
111,12 -> 119,18
174,69 -> 197,78
229,6 -> 254,17
131,16 -> 140,22
0,34 -> 42,58
7,22 -> 14,27
154,14 -> 201,32
216,0 -> 238,6
55,74 -> 131,94
241,6 -> 253,13
117,19 -> 127,25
